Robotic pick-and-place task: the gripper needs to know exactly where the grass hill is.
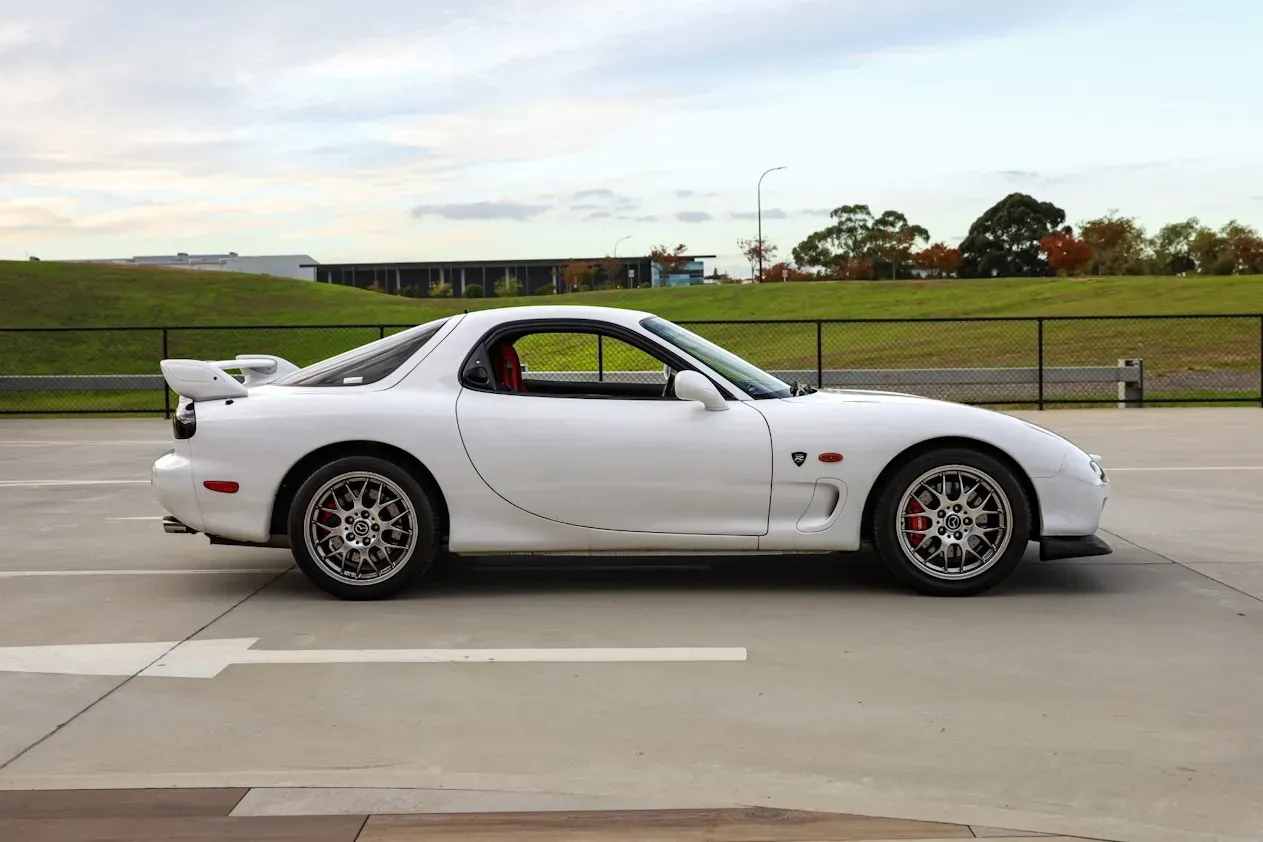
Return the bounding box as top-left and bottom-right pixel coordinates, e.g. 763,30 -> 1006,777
1,261 -> 1259,413
2,260 -> 1262,328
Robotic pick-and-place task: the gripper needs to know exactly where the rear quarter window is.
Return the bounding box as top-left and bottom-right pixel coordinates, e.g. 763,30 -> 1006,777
276,320 -> 446,387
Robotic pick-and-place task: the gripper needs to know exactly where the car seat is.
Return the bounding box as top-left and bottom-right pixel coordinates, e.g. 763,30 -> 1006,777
491,342 -> 525,392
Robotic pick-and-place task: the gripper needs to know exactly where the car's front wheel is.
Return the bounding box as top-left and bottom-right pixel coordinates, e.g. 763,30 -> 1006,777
872,448 -> 1031,596
287,456 -> 439,600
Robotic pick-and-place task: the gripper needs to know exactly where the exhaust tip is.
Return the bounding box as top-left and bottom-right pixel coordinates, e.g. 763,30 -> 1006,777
162,516 -> 197,534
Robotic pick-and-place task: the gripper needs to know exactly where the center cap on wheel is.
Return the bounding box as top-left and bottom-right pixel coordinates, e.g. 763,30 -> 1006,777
945,514 -> 962,530
354,521 -> 371,536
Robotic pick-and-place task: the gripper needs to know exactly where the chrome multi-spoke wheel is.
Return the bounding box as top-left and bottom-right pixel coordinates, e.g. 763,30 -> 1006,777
896,465 -> 1012,580
289,456 -> 438,600
304,471 -> 418,585
873,448 -> 1030,596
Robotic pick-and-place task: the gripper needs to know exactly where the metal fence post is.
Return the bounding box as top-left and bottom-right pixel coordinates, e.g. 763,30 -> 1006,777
1037,318 -> 1045,411
816,321 -> 823,388
162,327 -> 171,419
378,325 -> 386,340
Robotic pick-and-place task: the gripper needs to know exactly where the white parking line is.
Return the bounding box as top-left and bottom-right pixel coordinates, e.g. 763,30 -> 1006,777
106,516 -> 166,521
0,569 -> 290,578
0,480 -> 149,487
1106,466 -> 1263,472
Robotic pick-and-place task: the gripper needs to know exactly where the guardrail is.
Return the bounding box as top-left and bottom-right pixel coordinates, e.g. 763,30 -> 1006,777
525,361 -> 1147,407
1,315 -> 1259,415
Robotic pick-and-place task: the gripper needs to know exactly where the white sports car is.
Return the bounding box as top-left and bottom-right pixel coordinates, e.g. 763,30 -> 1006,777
153,305 -> 1111,600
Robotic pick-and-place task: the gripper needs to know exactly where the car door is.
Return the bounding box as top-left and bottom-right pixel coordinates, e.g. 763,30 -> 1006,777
453,325 -> 773,536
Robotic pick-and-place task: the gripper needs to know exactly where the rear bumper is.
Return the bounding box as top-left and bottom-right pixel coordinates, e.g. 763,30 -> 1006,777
1040,533 -> 1113,561
152,447 -> 205,533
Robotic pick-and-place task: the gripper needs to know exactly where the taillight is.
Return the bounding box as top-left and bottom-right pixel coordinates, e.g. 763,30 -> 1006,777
174,400 -> 196,439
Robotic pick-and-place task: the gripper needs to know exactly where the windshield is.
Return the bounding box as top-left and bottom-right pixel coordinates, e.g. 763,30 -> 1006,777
641,316 -> 793,399
274,318 -> 449,387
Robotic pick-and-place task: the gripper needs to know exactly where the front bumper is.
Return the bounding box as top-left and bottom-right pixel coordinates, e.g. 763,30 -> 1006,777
1040,533 -> 1113,561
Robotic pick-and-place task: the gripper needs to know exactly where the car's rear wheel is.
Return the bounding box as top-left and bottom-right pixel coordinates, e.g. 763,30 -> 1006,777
287,455 -> 439,600
872,448 -> 1031,596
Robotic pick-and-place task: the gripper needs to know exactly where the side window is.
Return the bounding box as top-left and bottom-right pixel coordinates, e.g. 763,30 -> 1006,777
277,321 -> 445,387
483,329 -> 678,398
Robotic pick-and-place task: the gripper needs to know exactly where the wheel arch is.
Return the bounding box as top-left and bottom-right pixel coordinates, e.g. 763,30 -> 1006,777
268,440 -> 449,542
860,436 -> 1043,542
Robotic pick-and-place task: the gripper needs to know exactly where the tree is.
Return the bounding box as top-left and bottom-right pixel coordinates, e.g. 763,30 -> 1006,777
913,243 -> 963,278
1189,226 -> 1231,275
789,203 -> 929,279
867,210 -> 930,279
1151,218 -> 1201,275
1038,230 -> 1095,275
597,255 -> 624,290
738,237 -> 778,280
560,260 -> 597,292
1079,210 -> 1148,275
1221,220 -> 1263,274
649,243 -> 690,284
957,193 -> 1067,278
791,229 -> 842,275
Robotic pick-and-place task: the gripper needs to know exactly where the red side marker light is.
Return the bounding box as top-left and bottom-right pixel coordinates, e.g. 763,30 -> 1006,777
203,480 -> 239,494
819,453 -> 844,463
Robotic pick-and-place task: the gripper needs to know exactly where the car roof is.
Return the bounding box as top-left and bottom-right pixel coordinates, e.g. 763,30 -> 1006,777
454,304 -> 658,329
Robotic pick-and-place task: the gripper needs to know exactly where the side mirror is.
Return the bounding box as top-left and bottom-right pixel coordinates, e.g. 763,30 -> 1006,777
673,370 -> 728,411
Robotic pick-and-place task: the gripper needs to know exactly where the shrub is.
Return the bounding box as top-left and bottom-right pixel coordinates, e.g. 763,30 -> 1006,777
534,285 -> 555,295
494,275 -> 522,297
465,283 -> 484,298
429,281 -> 453,298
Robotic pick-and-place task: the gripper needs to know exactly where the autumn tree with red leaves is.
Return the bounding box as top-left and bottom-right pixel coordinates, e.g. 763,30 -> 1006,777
913,242 -> 963,278
1038,230 -> 1095,275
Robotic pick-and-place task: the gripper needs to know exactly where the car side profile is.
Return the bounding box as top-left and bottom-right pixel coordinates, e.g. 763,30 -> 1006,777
153,305 -> 1111,600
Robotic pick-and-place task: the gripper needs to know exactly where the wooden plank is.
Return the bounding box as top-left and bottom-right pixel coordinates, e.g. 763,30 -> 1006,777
0,814 -> 367,842
0,788 -> 249,819
357,807 -> 975,841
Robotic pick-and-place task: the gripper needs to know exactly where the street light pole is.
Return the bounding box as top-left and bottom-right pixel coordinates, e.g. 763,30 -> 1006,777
613,235 -> 631,288
757,166 -> 787,282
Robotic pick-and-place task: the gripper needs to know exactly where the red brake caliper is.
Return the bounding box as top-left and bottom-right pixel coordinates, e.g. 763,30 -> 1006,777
906,497 -> 928,547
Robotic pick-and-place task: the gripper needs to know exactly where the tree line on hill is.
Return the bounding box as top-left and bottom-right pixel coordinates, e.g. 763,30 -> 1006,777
722,192 -> 1263,282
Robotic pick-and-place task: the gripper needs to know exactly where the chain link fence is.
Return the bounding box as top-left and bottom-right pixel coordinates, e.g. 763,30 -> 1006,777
2,316 -> 1260,415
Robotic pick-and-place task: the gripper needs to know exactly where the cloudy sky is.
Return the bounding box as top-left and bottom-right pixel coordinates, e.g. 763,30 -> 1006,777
1,0 -> 1260,274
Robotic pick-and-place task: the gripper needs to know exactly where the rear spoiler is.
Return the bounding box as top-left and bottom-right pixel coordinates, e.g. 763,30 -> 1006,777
160,354 -> 299,401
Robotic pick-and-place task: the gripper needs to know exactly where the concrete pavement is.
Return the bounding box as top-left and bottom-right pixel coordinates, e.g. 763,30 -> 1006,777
0,410 -> 1260,842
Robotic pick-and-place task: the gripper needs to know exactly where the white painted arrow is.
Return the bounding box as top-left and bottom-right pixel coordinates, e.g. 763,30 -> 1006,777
0,638 -> 748,680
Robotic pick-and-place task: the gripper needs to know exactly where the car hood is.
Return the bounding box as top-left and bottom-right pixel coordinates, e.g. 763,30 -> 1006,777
785,388 -> 1075,443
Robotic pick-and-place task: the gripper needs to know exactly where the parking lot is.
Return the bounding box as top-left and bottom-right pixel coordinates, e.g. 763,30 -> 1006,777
0,409 -> 1260,842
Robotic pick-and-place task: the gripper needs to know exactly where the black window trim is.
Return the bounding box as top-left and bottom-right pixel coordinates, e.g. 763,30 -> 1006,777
457,318 -> 740,401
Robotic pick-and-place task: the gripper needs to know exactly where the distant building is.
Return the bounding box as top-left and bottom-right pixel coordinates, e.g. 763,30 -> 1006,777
305,255 -> 715,297
60,252 -> 320,281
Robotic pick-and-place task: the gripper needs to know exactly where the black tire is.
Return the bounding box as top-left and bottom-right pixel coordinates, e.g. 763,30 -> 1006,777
287,455 -> 440,601
871,447 -> 1031,597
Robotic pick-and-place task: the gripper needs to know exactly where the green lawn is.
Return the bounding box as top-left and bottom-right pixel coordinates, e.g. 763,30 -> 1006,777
3,260 -> 1262,327
1,261 -> 1260,414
